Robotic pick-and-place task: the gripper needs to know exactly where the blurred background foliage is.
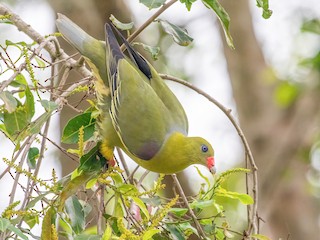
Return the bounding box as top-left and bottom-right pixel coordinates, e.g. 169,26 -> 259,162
0,0 -> 320,239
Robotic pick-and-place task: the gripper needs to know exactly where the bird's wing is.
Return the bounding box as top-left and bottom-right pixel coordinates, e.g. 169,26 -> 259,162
105,24 -> 173,160
56,14 -> 108,88
110,24 -> 189,135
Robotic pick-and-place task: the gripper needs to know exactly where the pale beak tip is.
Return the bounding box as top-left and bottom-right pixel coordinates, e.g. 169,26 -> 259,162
210,166 -> 216,175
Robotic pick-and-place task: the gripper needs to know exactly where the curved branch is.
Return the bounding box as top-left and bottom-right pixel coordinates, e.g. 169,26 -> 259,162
160,73 -> 259,236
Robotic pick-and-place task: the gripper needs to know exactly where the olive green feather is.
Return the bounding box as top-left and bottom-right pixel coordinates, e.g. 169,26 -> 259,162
56,14 -> 215,174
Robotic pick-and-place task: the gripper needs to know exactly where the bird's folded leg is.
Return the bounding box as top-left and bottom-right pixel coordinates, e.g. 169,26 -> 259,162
100,141 -> 116,167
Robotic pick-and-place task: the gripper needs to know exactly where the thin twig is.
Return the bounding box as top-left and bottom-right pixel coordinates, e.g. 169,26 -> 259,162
9,134 -> 37,204
97,185 -> 105,235
0,3 -> 92,79
119,194 -> 144,233
56,65 -> 72,94
136,170 -> 150,189
172,174 -> 207,239
161,74 -> 259,236
21,116 -> 51,211
121,0 -> 178,50
116,147 -> 130,180
0,137 -> 30,179
127,165 -> 140,184
41,133 -> 78,162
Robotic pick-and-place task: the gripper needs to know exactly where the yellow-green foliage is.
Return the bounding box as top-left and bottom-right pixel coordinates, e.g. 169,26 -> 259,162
69,85 -> 89,96
149,194 -> 179,229
117,218 -> 140,240
2,158 -> 56,191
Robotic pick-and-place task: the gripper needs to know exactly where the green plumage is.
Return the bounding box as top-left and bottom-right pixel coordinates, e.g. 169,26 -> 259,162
56,14 -> 215,174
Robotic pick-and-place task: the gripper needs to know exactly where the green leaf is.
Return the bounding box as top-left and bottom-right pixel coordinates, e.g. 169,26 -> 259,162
85,177 -> 97,189
109,14 -> 134,30
26,192 -> 51,209
251,234 -> 272,240
79,200 -> 92,218
256,0 -> 272,19
215,187 -> 254,205
0,91 -> 17,113
215,228 -> 225,240
40,100 -> 58,112
111,171 -> 124,186
166,224 -> 185,240
78,144 -> 105,173
5,39 -> 27,48
300,51 -> 320,72
10,74 -> 27,91
141,196 -> 161,207
201,0 -> 234,49
35,57 -> 46,68
27,147 -> 39,169
0,218 -> 11,231
143,229 -> 161,240
132,197 -> 150,220
179,0 -> 197,11
169,208 -> 188,217
62,112 -> 96,144
3,107 -> 29,136
201,219 -> 215,235
117,184 -> 139,195
158,20 -> 193,46
24,214 -> 39,229
0,124 -> 10,139
65,196 -> 85,234
178,222 -> 199,237
14,74 -> 28,86
301,19 -> 320,35
24,86 -> 35,121
102,223 -> 112,240
114,195 -> 124,217
7,224 -> 28,240
59,172 -> 95,211
74,234 -> 101,240
133,42 -> 160,60
190,199 -> 215,209
16,111 -> 52,143
140,0 -> 166,9
274,81 -> 299,108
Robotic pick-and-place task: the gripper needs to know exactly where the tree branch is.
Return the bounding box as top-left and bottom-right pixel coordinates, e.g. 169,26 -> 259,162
121,0 -> 178,50
161,73 -> 259,235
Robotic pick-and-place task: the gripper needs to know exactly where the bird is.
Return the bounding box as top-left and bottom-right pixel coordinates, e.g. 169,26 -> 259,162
56,14 -> 216,174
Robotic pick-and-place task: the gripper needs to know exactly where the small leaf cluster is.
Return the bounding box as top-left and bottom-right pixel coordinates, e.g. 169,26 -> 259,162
0,39 -> 58,147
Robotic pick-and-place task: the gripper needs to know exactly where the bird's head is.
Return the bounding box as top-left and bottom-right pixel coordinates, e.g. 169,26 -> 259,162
189,137 -> 216,174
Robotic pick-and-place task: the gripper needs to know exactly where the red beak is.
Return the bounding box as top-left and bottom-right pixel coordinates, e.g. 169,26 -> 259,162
207,156 -> 216,174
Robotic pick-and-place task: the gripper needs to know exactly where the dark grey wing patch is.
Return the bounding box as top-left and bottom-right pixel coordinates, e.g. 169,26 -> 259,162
105,23 -> 124,93
110,24 -> 152,80
136,140 -> 161,160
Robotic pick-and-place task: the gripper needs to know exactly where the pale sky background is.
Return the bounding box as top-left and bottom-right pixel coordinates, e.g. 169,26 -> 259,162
1,0 -> 320,234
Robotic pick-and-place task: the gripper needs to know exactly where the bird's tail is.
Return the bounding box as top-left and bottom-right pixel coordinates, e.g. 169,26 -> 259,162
56,13 -> 97,55
56,14 -> 109,90
56,14 -> 91,54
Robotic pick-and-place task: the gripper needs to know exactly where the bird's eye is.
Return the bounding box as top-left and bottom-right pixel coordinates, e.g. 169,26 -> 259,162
201,144 -> 208,153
